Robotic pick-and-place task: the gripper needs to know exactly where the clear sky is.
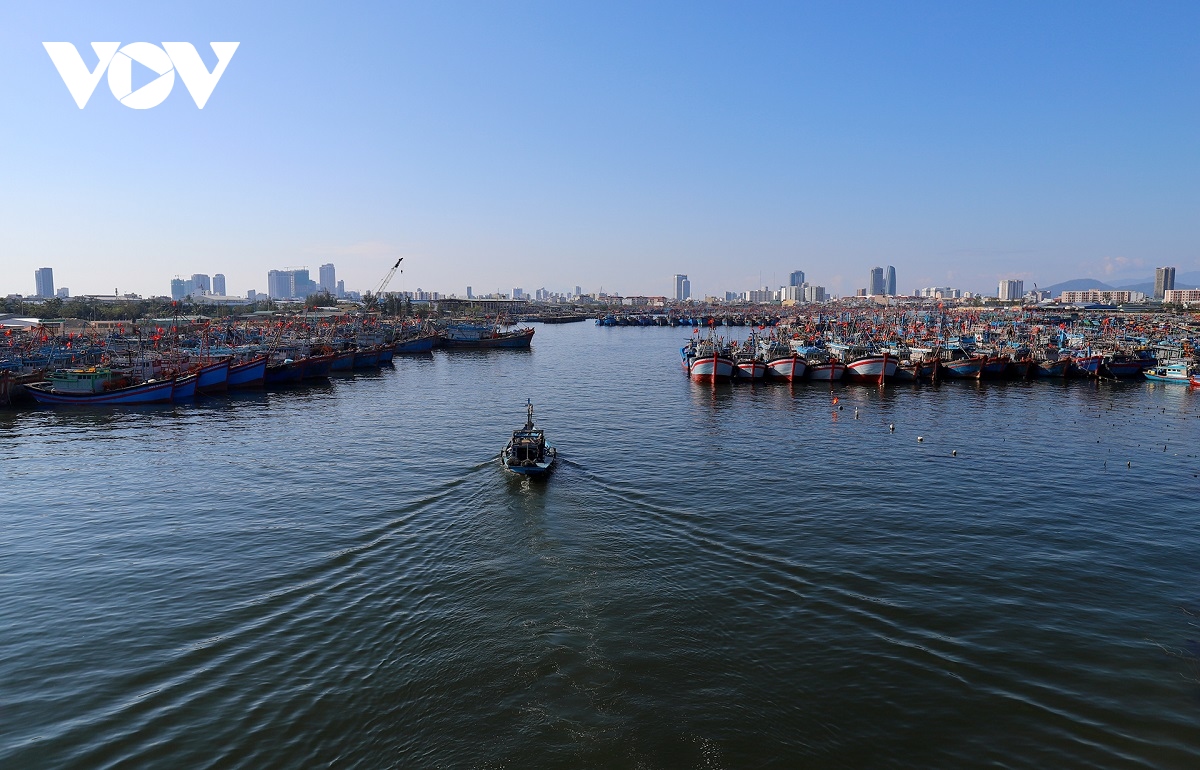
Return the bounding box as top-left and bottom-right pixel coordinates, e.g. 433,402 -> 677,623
2,1 -> 1197,299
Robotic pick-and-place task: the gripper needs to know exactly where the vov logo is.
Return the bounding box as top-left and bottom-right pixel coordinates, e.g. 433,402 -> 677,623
43,42 -> 239,109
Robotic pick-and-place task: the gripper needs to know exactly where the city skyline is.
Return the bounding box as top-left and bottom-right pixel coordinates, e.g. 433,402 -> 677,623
2,2 -> 1197,299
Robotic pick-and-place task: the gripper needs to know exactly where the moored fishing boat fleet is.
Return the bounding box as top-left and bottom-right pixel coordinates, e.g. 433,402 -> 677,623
679,307 -> 1200,386
0,317 -> 534,407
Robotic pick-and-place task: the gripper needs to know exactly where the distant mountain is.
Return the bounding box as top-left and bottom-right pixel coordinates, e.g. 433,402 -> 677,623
1041,278 -> 1116,296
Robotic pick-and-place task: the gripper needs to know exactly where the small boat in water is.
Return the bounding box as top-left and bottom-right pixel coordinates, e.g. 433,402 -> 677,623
501,400 -> 557,476
1143,360 -> 1195,383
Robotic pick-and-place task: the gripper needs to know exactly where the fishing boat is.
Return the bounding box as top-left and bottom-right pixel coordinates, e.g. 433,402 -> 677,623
1102,353 -> 1147,379
500,400 -> 556,476
25,367 -> 175,405
829,343 -> 897,384
683,336 -> 735,382
172,372 -> 198,400
440,322 -> 535,349
794,345 -> 846,381
195,359 -> 231,394
352,347 -> 380,368
300,353 -> 336,380
329,350 -> 356,372
758,336 -> 806,381
264,358 -> 304,386
733,336 -> 767,380
393,334 -> 437,354
227,356 -> 267,389
1068,352 -> 1103,378
1035,357 -> 1071,378
1143,360 -> 1195,383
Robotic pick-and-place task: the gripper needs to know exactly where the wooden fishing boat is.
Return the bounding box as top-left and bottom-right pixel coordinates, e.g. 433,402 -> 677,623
394,334 -> 438,354
172,372 -> 198,400
500,400 -> 556,477
227,356 -> 267,389
264,359 -> 304,386
26,367 -> 175,405
1036,358 -> 1071,378
440,323 -> 535,349
195,359 -> 231,394
683,336 -> 735,381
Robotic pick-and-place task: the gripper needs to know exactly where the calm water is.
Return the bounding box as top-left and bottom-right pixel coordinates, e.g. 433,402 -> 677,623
2,323 -> 1199,769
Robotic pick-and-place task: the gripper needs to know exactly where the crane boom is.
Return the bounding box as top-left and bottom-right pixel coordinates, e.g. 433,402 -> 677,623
373,257 -> 404,296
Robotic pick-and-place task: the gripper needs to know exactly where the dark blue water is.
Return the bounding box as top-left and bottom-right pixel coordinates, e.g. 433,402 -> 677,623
3,323 -> 1199,768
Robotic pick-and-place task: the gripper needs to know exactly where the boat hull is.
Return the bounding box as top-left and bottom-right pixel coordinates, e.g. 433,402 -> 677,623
352,348 -> 380,368
227,357 -> 267,389
807,361 -> 847,381
264,361 -> 304,385
441,328 -> 535,349
1104,360 -> 1144,378
941,357 -> 984,379
26,378 -> 176,405
394,335 -> 437,354
844,355 -> 898,383
735,360 -> 767,380
195,360 -> 231,394
329,351 -> 355,371
172,374 -> 198,400
1036,359 -> 1071,378
689,355 -> 735,382
766,356 -> 807,381
1070,355 -> 1103,378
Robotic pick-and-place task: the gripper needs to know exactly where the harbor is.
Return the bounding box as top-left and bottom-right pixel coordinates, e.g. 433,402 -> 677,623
3,320 -> 1199,768
3,303 -> 1197,409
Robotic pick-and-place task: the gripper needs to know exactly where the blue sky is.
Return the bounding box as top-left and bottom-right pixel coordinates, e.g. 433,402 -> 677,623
2,1 -> 1197,299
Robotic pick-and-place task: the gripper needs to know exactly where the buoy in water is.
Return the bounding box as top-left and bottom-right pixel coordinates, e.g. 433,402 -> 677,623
952,450 -> 957,456
917,436 -> 924,443
889,424 -> 895,432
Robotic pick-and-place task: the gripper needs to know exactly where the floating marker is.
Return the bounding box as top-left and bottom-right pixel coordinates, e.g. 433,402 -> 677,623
917,436 -> 924,443
951,450 -> 957,456
889,423 -> 895,432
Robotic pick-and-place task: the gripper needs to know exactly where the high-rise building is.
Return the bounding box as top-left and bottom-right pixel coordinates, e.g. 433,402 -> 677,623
998,279 -> 1024,301
803,284 -> 826,303
268,270 -> 293,299
336,280 -> 345,298
574,286 -> 582,297
34,267 -> 54,298
171,278 -> 187,300
1155,267 -> 1176,299
788,270 -> 805,287
56,287 -> 70,298
213,274 -> 226,296
885,266 -> 897,296
319,263 -> 336,294
673,274 -> 691,301
868,267 -> 885,295
191,274 -> 211,294
512,288 -> 524,300
247,289 -> 257,302
466,286 -> 473,299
